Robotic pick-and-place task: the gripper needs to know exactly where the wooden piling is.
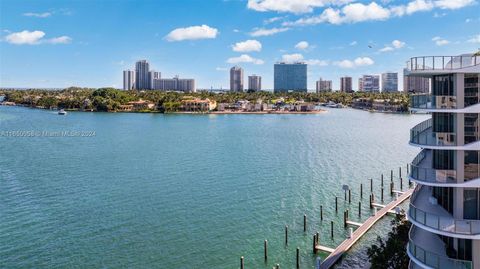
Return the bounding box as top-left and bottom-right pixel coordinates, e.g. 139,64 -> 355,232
381,174 -> 384,187
407,163 -> 409,174
285,225 -> 288,246
358,201 -> 361,216
381,187 -> 384,202
264,240 -> 268,261
399,167 -> 402,178
369,194 -> 373,209
316,232 -> 319,245
390,170 -> 393,182
360,183 -> 363,199
241,256 -> 244,269
348,189 -> 351,203
370,178 -> 373,192
303,214 -> 307,233
330,221 -> 334,238
390,182 -> 394,195
296,247 -> 300,269
400,177 -> 403,190
313,234 -> 317,253
276,264 -> 280,269
320,205 -> 323,221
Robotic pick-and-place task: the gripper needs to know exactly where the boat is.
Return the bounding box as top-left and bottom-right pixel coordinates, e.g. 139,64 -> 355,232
58,109 -> 67,115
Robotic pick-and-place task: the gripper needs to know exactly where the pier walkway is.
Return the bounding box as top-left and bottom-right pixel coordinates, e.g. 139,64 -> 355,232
318,188 -> 414,269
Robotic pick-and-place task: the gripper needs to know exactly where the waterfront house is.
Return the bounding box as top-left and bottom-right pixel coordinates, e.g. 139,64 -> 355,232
180,98 -> 216,112
407,53 -> 480,268
127,100 -> 156,111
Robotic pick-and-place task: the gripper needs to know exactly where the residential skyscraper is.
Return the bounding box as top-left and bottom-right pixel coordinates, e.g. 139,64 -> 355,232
149,71 -> 160,89
340,76 -> 352,92
152,76 -> 196,92
135,60 -> 150,90
123,70 -> 135,90
407,53 -> 480,269
316,78 -> 332,92
274,62 -> 307,92
248,75 -> 261,91
381,72 -> 398,92
358,78 -> 363,91
403,68 -> 430,93
230,66 -> 244,92
361,75 -> 380,92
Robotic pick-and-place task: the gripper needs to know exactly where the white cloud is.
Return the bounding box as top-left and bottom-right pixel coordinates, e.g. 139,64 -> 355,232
47,36 -> 72,44
295,41 -> 309,50
379,46 -> 394,52
282,53 -> 304,62
283,2 -> 390,26
249,27 -> 290,37
334,57 -> 374,68
392,39 -> 406,48
5,30 -> 45,45
467,34 -> 480,43
232,39 -> 262,52
23,12 -> 52,18
165,25 -> 218,42
435,0 -> 475,9
4,30 -> 72,45
432,36 -> 450,46
227,54 -> 264,65
233,29 -> 240,33
264,16 -> 284,24
215,67 -> 228,71
350,41 -> 358,46
247,0 -> 353,14
305,59 -> 329,66
282,0 -> 474,26
379,39 -> 406,52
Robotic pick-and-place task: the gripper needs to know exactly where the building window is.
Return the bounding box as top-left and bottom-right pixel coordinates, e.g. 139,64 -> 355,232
432,74 -> 455,96
464,189 -> 479,220
464,74 -> 479,107
433,186 -> 453,214
432,150 -> 455,170
432,112 -> 455,133
464,151 -> 480,181
464,113 -> 479,144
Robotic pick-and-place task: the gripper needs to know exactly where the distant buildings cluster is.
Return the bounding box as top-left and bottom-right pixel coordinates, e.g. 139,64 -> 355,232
124,59 -> 431,93
123,60 -> 196,92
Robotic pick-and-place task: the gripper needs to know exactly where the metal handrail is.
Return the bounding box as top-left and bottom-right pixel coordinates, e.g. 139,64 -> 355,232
409,119 -> 457,146
406,55 -> 480,71
410,94 -> 457,109
409,150 -> 457,184
408,228 -> 474,269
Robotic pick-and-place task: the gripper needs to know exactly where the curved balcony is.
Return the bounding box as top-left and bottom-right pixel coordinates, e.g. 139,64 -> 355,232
407,226 -> 473,269
410,94 -> 480,113
409,150 -> 480,187
410,119 -> 457,148
406,55 -> 480,72
409,186 -> 480,239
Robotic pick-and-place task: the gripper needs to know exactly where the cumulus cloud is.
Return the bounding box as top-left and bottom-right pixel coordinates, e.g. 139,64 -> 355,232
165,25 -> 218,42
5,30 -> 45,45
282,0 -> 475,26
249,27 -> 290,37
295,41 -> 309,50
4,30 -> 72,45
379,39 -> 406,52
23,12 -> 52,18
247,0 -> 353,14
282,53 -> 304,62
467,34 -> 480,43
227,54 -> 264,65
432,36 -> 450,46
264,16 -> 285,24
232,40 -> 262,52
334,57 -> 374,68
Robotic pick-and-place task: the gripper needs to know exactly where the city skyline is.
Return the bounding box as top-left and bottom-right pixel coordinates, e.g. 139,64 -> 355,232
1,0 -> 479,90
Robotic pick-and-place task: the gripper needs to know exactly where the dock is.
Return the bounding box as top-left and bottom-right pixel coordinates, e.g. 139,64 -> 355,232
318,188 -> 414,269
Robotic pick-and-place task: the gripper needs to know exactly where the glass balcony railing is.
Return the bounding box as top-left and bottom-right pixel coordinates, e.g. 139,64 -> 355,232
409,150 -> 457,184
406,55 -> 480,71
410,94 -> 457,110
410,119 -> 456,146
408,228 -> 473,269
409,203 -> 480,235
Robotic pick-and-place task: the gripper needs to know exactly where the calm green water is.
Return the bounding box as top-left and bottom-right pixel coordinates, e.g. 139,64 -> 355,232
0,106 -> 427,269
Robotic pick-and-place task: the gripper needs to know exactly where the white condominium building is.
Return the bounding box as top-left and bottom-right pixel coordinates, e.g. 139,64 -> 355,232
407,53 -> 480,269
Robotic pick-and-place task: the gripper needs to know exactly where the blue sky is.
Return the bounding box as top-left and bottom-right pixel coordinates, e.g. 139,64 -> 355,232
0,0 -> 479,91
